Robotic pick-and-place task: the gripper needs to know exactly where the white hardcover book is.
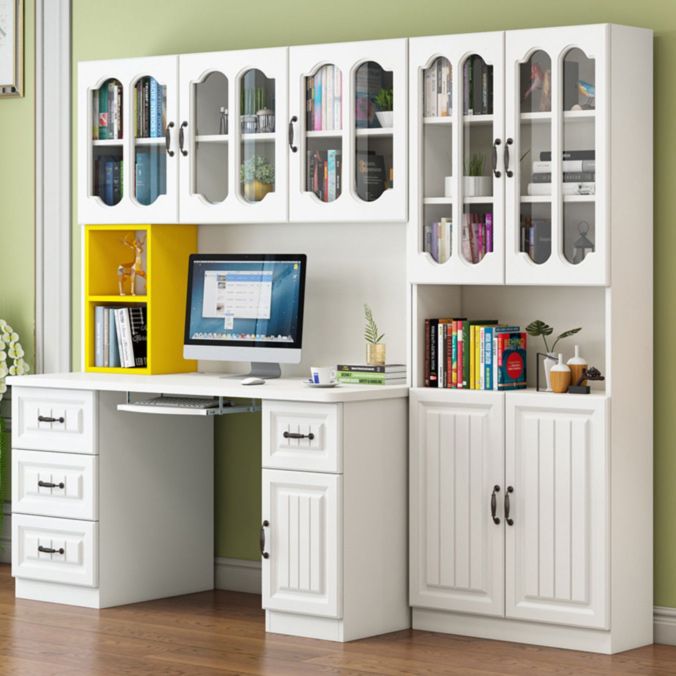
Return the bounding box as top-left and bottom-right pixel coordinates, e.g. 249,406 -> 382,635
115,308 -> 135,367
94,306 -> 104,367
527,182 -> 596,196
102,307 -> 110,367
532,159 -> 596,173
334,66 -> 342,130
425,65 -> 437,117
326,65 -> 333,131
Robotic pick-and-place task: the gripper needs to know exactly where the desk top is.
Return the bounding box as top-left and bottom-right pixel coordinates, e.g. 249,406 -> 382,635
7,372 -> 409,404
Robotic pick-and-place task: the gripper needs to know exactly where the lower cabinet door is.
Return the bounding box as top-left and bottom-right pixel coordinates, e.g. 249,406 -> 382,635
262,469 -> 342,618
410,389 -> 505,616
505,393 -> 609,629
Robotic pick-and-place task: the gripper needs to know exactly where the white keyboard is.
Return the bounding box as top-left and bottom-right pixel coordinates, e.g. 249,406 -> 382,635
134,396 -> 223,410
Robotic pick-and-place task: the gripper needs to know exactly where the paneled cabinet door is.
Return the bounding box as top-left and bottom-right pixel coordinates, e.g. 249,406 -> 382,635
178,48 -> 288,223
505,393 -> 609,628
410,390 -> 505,616
408,32 -> 505,285
78,56 -> 180,224
505,25 -> 608,285
288,38 -> 407,222
262,469 -> 342,619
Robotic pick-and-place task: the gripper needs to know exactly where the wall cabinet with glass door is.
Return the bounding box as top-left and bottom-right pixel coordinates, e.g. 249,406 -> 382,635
288,39 -> 407,222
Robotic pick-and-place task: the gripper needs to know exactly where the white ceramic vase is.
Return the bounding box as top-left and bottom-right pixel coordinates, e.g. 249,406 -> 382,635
543,353 -> 557,391
375,111 -> 393,128
463,176 -> 492,197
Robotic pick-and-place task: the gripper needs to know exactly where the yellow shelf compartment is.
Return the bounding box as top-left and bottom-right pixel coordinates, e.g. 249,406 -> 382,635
84,224 -> 198,375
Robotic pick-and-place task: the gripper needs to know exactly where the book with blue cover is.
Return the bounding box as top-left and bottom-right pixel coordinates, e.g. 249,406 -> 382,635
496,331 -> 527,390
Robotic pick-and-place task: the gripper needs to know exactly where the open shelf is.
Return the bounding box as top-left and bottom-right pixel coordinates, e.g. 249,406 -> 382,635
88,294 -> 148,303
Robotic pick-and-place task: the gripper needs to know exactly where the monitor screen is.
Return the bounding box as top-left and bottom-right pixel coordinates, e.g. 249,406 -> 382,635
184,254 -> 306,350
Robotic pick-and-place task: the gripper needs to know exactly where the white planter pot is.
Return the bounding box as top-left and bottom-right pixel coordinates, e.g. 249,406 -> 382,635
463,176 -> 492,197
543,353 -> 557,392
376,111 -> 393,128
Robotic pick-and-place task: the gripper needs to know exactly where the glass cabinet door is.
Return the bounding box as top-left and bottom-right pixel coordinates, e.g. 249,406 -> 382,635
505,25 -> 607,285
408,33 -> 504,285
288,39 -> 407,222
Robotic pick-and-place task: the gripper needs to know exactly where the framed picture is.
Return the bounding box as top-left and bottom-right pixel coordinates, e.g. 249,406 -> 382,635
0,0 -> 23,97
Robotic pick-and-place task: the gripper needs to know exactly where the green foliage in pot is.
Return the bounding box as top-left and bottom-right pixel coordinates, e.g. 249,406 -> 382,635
526,319 -> 581,354
465,153 -> 486,177
374,87 -> 393,111
240,155 -> 275,185
364,304 -> 385,344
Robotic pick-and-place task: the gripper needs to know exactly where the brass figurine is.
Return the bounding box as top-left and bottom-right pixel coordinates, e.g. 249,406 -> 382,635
117,234 -> 146,296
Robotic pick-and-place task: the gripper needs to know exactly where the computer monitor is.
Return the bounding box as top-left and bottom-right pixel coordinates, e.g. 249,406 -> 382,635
184,254 -> 307,379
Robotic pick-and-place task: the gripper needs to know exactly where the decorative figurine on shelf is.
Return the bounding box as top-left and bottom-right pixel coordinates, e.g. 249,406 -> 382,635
523,62 -> 544,101
569,366 -> 605,394
572,221 -> 595,264
364,303 -> 386,365
550,354 -> 571,393
540,69 -> 551,112
218,106 -> 228,135
527,320 -> 582,391
117,233 -> 146,296
577,80 -> 596,109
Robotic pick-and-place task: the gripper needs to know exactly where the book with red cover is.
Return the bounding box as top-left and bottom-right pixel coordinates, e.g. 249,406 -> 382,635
497,331 -> 527,390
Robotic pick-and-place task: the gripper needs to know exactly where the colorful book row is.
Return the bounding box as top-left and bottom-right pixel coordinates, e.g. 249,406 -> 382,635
337,363 -> 406,385
135,147 -> 166,206
94,156 -> 123,206
424,59 -> 452,118
136,76 -> 166,139
424,218 -> 452,263
93,80 -> 122,141
461,212 -> 493,264
424,318 -> 527,390
306,149 -> 341,202
306,64 -> 343,132
94,305 -> 147,369
463,55 -> 493,116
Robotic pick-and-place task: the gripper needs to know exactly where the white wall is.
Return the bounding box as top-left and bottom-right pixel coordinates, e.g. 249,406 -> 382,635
198,222 -> 407,376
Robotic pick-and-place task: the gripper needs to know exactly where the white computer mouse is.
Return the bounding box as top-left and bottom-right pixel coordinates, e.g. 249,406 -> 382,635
241,377 -> 265,386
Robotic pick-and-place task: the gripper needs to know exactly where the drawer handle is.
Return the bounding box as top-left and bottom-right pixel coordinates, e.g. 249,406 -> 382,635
38,415 -> 65,424
283,431 -> 315,441
490,485 -> 500,524
260,520 -> 270,559
38,545 -> 64,555
38,480 -> 65,489
505,485 -> 514,526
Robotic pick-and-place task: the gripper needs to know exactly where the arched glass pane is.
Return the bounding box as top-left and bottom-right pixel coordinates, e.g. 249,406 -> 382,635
240,68 -> 275,203
305,64 -> 343,203
92,78 -> 123,206
193,71 -> 229,204
354,61 -> 393,202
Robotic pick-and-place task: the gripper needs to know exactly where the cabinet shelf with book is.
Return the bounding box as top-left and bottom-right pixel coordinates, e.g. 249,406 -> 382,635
84,224 -> 197,375
195,134 -> 229,144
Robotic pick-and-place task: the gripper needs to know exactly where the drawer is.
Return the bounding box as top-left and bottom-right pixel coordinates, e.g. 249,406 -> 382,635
12,449 -> 98,520
263,401 -> 342,473
13,387 -> 97,453
12,514 -> 98,588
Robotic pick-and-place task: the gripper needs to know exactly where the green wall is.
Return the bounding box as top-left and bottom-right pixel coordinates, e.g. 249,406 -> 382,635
0,0 -> 34,497
70,0 -> 674,600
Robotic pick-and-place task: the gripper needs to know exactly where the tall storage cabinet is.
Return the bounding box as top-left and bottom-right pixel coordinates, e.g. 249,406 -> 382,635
408,24 -> 653,654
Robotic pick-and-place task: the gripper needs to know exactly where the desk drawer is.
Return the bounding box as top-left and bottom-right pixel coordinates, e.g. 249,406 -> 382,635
263,401 -> 342,473
12,514 -> 98,588
12,449 -> 98,520
13,388 -> 97,453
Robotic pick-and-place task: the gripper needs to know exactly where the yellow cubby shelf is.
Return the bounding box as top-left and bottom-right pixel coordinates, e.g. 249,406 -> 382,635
84,224 -> 198,375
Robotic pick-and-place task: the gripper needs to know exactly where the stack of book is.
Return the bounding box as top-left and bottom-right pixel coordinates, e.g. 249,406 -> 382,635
306,149 -> 341,201
337,364 -> 406,385
306,65 -> 342,131
527,150 -> 596,196
93,80 -> 122,140
424,218 -> 452,262
520,217 -> 551,264
424,59 -> 452,117
424,318 -> 527,390
94,305 -> 147,368
135,76 -> 166,138
461,212 -> 493,263
135,148 -> 166,206
355,151 -> 388,201
94,156 -> 123,206
463,56 -> 493,116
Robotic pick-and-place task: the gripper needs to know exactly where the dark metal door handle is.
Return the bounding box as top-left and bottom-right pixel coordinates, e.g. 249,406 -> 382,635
38,480 -> 65,489
491,139 -> 502,178
505,485 -> 514,526
283,431 -> 315,440
38,545 -> 64,555
490,485 -> 501,524
260,520 -> 270,559
165,121 -> 175,157
504,137 -> 513,178
179,121 -> 188,156
288,115 -> 298,152
38,415 -> 65,424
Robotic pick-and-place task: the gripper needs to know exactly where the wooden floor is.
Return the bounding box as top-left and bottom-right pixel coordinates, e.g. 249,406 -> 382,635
0,566 -> 675,676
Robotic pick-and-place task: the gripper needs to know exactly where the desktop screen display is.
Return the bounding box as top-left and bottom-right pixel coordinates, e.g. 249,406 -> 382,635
185,254 -> 306,349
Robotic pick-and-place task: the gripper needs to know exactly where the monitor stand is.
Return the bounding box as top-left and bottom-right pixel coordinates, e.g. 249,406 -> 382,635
220,362 -> 282,380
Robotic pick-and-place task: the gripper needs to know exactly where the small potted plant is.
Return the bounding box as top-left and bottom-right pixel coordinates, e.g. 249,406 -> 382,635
374,88 -> 393,128
240,87 -> 258,134
240,155 -> 275,202
464,154 -> 492,197
526,320 -> 581,391
364,303 -> 386,365
255,87 -> 275,133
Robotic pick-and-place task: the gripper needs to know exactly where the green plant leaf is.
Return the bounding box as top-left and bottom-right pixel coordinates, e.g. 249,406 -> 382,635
364,303 -> 384,344
525,320 -> 553,337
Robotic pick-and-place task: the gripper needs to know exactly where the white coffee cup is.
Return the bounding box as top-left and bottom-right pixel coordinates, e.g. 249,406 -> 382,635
310,366 -> 336,384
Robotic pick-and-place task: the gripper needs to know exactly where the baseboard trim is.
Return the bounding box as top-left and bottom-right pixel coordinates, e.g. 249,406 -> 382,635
214,557 -> 261,594
654,606 -> 676,645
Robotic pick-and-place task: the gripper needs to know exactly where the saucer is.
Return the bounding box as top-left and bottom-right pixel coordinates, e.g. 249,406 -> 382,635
305,379 -> 338,388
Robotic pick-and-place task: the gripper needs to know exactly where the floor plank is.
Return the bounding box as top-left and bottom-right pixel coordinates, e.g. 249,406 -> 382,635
0,565 -> 674,675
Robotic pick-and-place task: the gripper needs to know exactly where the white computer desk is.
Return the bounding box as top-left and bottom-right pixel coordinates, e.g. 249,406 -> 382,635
7,372 -> 409,642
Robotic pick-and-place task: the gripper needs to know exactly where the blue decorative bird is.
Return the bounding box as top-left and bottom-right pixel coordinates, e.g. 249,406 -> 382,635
577,80 -> 595,105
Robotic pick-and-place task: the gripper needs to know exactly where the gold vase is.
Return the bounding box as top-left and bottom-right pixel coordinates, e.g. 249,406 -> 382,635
244,180 -> 273,202
366,342 -> 386,365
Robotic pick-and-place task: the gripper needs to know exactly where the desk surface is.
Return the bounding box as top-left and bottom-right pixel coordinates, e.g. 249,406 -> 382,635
8,372 -> 409,404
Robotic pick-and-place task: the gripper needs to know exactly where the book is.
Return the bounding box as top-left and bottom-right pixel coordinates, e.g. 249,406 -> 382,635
108,309 -> 120,368
102,307 -> 110,367
336,374 -> 406,385
104,160 -> 114,206
532,171 -> 595,183
456,319 -> 464,388
98,84 -> 109,140
532,160 -> 596,173
539,149 -> 595,161
429,318 -> 438,387
527,182 -> 595,196
149,77 -> 160,138
135,152 -> 150,205
129,305 -> 147,367
94,306 -> 105,367
337,364 -> 406,374
114,308 -> 134,368
496,332 -> 527,390
521,218 -> 551,264
356,151 -> 386,202
424,319 -> 431,387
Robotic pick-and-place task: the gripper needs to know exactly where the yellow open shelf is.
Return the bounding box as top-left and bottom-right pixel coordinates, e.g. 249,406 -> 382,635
84,224 -> 198,375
